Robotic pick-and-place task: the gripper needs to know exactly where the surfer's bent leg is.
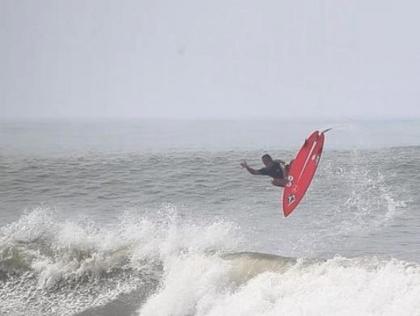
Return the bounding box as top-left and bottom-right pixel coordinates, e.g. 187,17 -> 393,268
285,159 -> 294,174
272,178 -> 289,187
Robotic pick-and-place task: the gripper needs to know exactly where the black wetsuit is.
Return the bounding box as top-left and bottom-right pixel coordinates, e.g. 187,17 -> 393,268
258,161 -> 284,179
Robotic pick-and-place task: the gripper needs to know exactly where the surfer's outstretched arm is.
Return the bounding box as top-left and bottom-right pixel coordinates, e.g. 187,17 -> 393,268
240,161 -> 261,175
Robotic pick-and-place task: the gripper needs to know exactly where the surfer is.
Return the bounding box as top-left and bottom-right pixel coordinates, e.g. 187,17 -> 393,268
241,154 -> 292,187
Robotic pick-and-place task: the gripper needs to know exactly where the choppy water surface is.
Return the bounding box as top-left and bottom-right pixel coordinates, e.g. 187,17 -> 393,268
1,120 -> 419,315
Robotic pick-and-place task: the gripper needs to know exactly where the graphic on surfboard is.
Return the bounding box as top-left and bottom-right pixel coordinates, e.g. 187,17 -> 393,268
282,129 -> 330,217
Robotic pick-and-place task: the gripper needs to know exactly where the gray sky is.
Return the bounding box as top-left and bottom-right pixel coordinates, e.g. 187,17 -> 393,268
1,0 -> 420,119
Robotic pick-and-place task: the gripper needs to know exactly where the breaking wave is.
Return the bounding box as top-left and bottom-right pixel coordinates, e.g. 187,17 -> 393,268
1,207 -> 418,316
0,207 -> 238,315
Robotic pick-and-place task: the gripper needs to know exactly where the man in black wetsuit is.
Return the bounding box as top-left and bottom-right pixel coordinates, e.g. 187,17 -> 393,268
240,154 -> 292,187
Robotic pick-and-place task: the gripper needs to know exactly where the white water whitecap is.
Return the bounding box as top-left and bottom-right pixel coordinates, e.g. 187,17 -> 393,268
139,255 -> 420,316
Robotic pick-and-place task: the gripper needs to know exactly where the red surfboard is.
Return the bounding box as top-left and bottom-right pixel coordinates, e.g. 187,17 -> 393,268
282,129 -> 330,217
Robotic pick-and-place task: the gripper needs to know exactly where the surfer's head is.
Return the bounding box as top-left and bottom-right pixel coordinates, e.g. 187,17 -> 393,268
262,154 -> 273,167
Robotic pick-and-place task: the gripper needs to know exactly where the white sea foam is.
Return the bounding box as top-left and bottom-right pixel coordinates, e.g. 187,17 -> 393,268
1,204 -> 418,316
0,207 -> 240,315
139,254 -> 420,316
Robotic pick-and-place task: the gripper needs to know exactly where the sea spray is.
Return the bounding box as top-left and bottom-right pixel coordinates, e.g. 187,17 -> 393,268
138,255 -> 420,316
0,207 -> 240,315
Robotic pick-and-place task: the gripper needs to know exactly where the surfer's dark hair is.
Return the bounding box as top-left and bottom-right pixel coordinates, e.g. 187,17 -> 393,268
262,154 -> 272,161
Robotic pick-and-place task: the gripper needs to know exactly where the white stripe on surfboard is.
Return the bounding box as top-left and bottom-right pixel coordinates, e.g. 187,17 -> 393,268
296,138 -> 318,184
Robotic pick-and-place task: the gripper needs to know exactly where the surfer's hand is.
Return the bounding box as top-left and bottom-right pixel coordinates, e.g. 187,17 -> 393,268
240,160 -> 248,168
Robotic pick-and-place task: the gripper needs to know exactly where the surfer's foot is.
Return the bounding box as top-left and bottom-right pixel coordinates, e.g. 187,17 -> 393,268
285,159 -> 294,173
272,178 -> 289,187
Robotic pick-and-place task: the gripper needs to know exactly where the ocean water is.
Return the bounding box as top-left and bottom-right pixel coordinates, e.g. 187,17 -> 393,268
1,119 -> 420,316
